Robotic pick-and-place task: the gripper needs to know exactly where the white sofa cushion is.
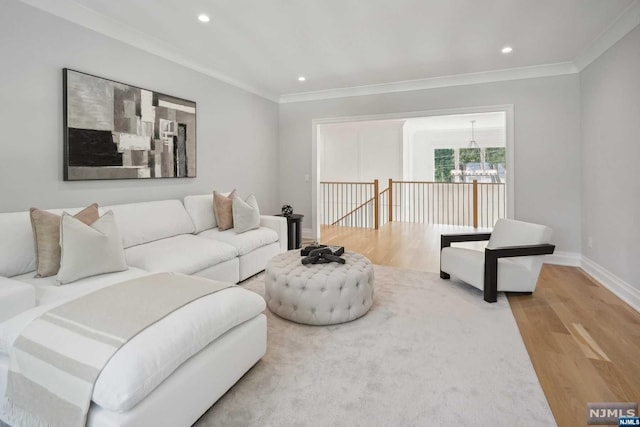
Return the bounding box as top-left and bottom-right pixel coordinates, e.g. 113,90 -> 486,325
198,227 -> 279,256
103,200 -> 195,249
184,194 -> 217,233
125,235 -> 238,275
0,212 -> 35,278
57,211 -> 128,284
0,277 -> 36,323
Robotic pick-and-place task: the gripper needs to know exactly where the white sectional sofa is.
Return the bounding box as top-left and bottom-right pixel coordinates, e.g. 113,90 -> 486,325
103,196 -> 287,284
0,196 -> 286,300
0,195 -> 286,426
183,194 -> 287,282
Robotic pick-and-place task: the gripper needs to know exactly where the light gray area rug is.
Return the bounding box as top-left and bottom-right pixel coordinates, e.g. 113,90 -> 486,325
195,265 -> 555,426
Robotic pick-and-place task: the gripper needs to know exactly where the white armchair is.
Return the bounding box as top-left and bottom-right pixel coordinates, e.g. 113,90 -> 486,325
440,219 -> 555,303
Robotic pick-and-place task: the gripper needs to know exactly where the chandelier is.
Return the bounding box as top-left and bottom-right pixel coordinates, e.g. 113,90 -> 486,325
467,120 -> 486,174
450,119 -> 498,181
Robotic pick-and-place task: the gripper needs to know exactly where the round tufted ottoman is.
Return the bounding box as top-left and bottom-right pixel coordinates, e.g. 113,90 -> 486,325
265,250 -> 374,325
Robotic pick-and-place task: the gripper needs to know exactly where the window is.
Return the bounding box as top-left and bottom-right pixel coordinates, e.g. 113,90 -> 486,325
434,148 -> 454,182
434,147 -> 505,183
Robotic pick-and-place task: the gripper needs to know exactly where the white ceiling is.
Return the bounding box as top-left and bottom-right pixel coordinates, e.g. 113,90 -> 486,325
20,0 -> 640,101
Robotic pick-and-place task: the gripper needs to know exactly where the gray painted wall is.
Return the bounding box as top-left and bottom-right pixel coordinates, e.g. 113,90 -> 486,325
581,25 -> 640,289
0,2 -> 279,214
279,75 -> 582,253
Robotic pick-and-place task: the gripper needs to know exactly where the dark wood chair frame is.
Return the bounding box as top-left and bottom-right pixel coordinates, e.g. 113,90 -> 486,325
440,233 -> 555,303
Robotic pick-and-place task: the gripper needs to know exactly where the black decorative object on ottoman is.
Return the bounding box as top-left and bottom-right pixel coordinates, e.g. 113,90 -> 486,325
301,247 -> 345,265
301,245 -> 344,256
300,245 -> 346,264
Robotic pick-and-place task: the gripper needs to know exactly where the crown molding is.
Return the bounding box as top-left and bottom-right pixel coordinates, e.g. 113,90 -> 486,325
279,62 -> 578,104
20,0 -> 639,104
573,0 -> 640,71
280,1 -> 639,104
18,0 -> 280,103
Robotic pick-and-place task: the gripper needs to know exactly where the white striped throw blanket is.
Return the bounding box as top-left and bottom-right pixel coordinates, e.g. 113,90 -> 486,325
3,272 -> 233,427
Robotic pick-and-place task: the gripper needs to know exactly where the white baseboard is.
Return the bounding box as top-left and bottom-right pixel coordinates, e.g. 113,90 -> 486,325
580,256 -> 640,313
544,251 -> 581,267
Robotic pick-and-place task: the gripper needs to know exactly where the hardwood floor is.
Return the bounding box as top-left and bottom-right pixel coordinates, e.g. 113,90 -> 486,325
320,222 -> 491,271
318,223 -> 640,427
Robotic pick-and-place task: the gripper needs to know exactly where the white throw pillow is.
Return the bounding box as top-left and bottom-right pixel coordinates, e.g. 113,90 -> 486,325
233,194 -> 260,234
57,211 -> 128,285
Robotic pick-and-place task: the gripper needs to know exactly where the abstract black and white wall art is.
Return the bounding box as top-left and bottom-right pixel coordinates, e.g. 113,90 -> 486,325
63,69 -> 196,180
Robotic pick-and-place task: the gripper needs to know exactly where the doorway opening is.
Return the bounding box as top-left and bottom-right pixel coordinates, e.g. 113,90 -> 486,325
313,106 -> 513,242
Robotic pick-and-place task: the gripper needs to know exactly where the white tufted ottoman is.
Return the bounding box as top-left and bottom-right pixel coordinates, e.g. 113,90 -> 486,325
265,250 -> 374,325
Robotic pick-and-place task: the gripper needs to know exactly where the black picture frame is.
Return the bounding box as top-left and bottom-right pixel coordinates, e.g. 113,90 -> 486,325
63,68 -> 197,181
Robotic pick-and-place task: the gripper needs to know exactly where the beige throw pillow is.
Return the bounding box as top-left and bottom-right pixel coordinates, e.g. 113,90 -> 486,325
30,204 -> 99,277
233,194 -> 261,234
213,190 -> 236,231
57,211 -> 127,285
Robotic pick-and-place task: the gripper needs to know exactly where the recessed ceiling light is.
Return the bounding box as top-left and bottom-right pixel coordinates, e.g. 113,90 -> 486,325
198,14 -> 210,23
298,76 -> 306,82
501,46 -> 513,54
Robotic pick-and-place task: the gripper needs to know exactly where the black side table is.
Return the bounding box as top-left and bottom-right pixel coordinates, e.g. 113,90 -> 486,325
275,214 -> 304,250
